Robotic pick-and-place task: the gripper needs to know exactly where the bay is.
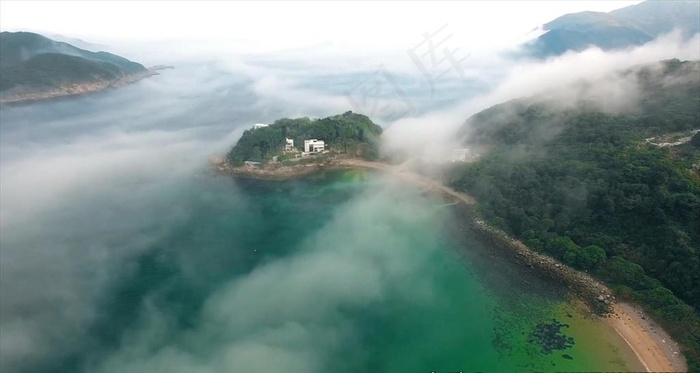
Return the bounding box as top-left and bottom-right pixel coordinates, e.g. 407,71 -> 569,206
61,169 -> 638,373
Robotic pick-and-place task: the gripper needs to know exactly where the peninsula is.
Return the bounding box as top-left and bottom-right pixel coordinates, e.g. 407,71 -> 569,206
218,111 -> 383,178
0,31 -> 158,106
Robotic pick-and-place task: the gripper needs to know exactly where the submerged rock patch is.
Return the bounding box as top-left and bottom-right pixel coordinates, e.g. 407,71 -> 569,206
529,319 -> 575,354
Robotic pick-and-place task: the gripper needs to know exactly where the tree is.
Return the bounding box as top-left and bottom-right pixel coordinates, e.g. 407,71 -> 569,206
691,132 -> 700,147
226,113 -> 383,163
447,59 -> 700,370
579,245 -> 607,270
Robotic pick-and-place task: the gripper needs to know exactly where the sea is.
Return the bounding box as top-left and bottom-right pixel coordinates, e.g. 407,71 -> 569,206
0,64 -> 642,373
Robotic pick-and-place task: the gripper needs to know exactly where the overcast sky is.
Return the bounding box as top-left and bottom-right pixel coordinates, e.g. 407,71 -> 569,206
1,1 -> 642,52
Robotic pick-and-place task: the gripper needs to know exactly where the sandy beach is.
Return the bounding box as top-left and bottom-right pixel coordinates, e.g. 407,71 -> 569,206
218,157 -> 688,372
606,303 -> 687,372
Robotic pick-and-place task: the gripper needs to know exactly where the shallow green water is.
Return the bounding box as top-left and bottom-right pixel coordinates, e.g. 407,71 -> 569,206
50,169 -> 636,373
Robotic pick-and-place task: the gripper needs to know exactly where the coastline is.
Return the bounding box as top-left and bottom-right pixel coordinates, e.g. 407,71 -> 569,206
0,69 -> 159,107
606,303 -> 686,372
214,157 -> 688,372
212,156 -> 390,180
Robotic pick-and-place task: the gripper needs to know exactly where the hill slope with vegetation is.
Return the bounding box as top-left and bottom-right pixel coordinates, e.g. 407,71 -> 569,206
0,32 -> 151,104
450,59 -> 700,370
524,1 -> 700,57
227,111 -> 383,165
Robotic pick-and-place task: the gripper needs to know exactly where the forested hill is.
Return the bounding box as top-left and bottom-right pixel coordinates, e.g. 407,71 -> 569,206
227,111 -> 383,165
523,1 -> 700,57
449,59 -> 700,370
0,32 -> 150,104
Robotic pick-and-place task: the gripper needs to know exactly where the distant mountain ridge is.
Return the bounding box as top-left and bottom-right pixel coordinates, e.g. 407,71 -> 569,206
0,31 -> 154,105
524,1 -> 700,57
48,33 -> 108,52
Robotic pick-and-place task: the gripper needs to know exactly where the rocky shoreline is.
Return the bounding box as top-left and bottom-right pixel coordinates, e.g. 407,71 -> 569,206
213,157 -> 615,314
0,69 -> 159,107
212,156 -> 366,180
212,157 -> 685,370
452,204 -> 615,315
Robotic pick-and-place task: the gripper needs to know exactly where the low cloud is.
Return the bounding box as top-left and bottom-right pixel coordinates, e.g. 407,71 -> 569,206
381,30 -> 700,161
0,62 -> 269,371
85,179 -> 446,373
1,24 -> 698,373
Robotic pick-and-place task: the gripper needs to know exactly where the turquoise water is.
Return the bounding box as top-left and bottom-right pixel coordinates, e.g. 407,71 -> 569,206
39,169 -> 634,373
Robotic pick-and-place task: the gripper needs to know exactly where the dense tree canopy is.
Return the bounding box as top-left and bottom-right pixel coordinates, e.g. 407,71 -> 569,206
227,111 -> 383,165
692,132 -> 700,147
0,32 -> 146,93
450,59 -> 700,370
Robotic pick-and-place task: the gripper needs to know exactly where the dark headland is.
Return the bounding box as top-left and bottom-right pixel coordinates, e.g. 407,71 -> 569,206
0,31 -> 161,106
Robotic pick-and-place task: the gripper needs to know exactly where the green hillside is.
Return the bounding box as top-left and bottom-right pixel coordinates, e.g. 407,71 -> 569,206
0,32 -> 148,98
0,31 -> 145,72
0,53 -> 125,91
450,59 -> 700,370
227,111 -> 383,165
525,1 -> 700,57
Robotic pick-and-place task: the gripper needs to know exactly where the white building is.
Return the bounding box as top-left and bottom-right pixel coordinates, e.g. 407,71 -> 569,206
304,139 -> 325,154
252,123 -> 269,129
451,148 -> 471,162
284,138 -> 295,152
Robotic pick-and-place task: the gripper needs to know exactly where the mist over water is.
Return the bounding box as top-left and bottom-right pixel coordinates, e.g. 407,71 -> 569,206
3,34 -> 692,371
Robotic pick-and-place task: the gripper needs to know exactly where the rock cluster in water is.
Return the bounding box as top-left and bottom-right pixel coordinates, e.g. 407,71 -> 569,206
529,319 -> 575,354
